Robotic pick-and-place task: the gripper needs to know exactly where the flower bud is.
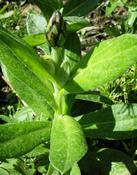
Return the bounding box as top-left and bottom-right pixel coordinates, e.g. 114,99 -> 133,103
46,11 -> 66,47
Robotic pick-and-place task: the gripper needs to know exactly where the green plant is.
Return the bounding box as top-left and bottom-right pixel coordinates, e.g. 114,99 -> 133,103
0,0 -> 137,174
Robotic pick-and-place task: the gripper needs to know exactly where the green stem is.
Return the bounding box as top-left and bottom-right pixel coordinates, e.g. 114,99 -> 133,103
54,88 -> 67,115
53,86 -> 75,116
51,47 -> 64,66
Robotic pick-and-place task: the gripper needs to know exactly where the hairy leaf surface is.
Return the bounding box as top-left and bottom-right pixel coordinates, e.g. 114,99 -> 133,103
65,34 -> 137,92
0,40 -> 55,119
50,115 -> 87,173
0,121 -> 51,159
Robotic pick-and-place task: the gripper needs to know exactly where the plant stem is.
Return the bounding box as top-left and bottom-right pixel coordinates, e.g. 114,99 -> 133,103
51,47 -> 64,66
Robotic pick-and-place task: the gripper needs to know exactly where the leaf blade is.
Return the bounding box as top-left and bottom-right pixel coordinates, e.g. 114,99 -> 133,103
0,28 -> 56,89
50,115 -> 87,173
0,121 -> 51,160
0,41 -> 55,119
65,34 -> 137,92
78,103 -> 137,139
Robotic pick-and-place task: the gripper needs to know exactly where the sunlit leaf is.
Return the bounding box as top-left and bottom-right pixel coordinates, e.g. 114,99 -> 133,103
65,34 -> 137,92
50,115 -> 87,173
0,41 -> 55,119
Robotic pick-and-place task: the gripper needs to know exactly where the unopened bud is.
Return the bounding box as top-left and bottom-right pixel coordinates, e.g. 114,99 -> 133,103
45,11 -> 66,47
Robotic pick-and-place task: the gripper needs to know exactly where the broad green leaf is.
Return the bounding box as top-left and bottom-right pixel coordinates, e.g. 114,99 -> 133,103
0,28 -> 55,87
78,103 -> 137,139
97,148 -> 137,175
65,34 -> 137,93
63,0 -> 100,16
64,16 -> 90,32
0,41 -> 54,119
26,12 -> 47,35
34,0 -> 63,21
49,115 -> 87,174
0,121 -> 51,160
23,34 -> 46,46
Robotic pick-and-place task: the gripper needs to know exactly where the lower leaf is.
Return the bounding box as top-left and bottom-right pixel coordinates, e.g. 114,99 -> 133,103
49,115 -> 87,174
0,121 -> 51,160
78,103 -> 137,139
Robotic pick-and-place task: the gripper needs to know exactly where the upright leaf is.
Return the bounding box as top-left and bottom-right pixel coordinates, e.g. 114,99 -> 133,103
78,103 -> 137,139
0,28 -> 55,88
0,121 -> 51,160
0,41 -> 55,119
50,115 -> 87,173
63,0 -> 100,16
65,34 -> 137,93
